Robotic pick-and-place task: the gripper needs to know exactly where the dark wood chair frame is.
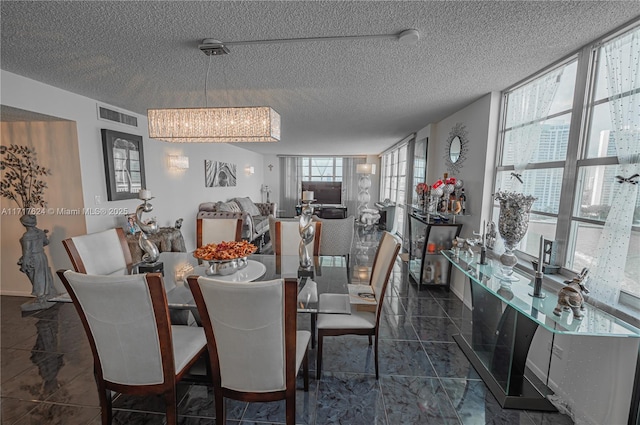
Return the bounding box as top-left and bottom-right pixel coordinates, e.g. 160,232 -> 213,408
188,276 -> 308,425
316,234 -> 401,380
57,271 -> 207,425
196,217 -> 243,247
62,228 -> 134,274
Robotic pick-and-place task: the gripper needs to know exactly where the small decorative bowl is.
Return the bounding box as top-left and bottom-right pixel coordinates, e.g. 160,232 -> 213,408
205,257 -> 250,276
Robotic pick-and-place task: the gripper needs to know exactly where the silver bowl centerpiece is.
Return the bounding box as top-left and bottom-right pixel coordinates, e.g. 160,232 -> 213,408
205,257 -> 250,276
193,241 -> 257,276
494,191 -> 537,282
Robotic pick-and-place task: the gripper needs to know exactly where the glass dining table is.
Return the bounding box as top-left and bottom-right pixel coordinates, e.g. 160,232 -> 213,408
158,252 -> 352,321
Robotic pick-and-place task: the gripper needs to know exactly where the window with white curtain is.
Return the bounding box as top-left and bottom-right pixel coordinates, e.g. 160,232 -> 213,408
495,21 -> 640,313
381,143 -> 408,237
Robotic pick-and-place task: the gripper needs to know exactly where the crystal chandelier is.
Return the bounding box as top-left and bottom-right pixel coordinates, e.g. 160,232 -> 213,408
148,107 -> 280,143
147,39 -> 280,143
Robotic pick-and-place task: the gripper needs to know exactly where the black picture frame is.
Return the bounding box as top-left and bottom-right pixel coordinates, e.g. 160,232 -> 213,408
101,129 -> 146,201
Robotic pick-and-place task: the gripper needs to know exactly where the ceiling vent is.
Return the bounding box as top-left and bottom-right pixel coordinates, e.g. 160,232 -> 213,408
97,105 -> 138,127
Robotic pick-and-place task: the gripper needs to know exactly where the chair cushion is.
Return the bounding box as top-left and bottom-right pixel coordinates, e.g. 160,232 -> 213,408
316,310 -> 376,330
233,197 -> 261,216
171,325 -> 207,374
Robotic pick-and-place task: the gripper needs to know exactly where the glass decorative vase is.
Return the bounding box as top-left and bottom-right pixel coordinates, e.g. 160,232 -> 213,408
494,191 -> 537,282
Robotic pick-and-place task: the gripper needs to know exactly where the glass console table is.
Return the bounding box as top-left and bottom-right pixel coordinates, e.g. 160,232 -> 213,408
441,250 -> 640,422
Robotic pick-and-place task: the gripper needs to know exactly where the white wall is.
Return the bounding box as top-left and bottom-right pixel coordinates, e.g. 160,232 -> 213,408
1,70 -> 265,278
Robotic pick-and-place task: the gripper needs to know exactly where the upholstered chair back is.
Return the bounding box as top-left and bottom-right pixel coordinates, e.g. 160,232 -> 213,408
197,218 -> 243,247
60,271 -> 166,385
192,278 -> 289,392
315,215 -> 355,256
269,216 -> 322,257
369,232 -> 401,315
63,228 -> 132,275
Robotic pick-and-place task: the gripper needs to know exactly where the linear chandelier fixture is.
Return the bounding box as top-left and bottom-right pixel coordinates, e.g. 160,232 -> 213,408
148,107 -> 281,143
147,29 -> 419,143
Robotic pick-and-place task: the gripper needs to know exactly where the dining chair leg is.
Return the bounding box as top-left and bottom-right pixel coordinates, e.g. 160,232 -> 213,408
98,387 -> 112,425
374,335 -> 379,380
215,390 -> 225,425
316,331 -> 324,379
310,313 -> 316,348
164,391 -> 177,425
303,348 -> 309,391
368,335 -> 372,345
285,391 -> 296,425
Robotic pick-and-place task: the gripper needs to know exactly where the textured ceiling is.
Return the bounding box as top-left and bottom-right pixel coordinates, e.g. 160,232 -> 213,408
2,1 -> 640,156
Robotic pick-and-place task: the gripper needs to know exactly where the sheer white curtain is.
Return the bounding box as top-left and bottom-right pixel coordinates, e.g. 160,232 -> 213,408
589,28 -> 640,305
507,68 -> 563,189
342,157 -> 365,217
279,157 -> 302,217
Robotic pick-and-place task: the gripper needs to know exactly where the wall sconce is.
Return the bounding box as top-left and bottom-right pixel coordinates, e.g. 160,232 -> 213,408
245,166 -> 255,176
168,155 -> 189,170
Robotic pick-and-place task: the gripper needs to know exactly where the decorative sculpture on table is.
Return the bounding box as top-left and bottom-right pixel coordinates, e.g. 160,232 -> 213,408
553,268 -> 590,319
494,191 -> 537,282
299,191 -> 315,269
134,189 -> 161,272
0,145 -> 57,311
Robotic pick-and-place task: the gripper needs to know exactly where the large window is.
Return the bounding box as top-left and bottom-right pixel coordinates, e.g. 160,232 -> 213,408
495,22 -> 640,312
301,157 -> 342,181
381,143 -> 408,236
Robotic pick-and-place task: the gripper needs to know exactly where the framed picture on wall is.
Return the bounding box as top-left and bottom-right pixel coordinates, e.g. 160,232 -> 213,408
101,129 -> 146,201
204,160 -> 237,187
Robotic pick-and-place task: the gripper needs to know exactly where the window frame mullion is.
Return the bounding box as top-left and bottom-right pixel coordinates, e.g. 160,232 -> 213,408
555,46 -> 593,269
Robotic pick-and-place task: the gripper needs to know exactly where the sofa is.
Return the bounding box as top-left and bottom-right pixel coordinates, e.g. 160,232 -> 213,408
197,197 -> 277,247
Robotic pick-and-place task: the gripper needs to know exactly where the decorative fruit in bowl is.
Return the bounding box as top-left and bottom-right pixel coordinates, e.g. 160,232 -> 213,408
193,241 -> 257,276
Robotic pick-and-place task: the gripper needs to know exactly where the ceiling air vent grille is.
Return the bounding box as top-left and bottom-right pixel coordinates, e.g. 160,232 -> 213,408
98,106 -> 138,127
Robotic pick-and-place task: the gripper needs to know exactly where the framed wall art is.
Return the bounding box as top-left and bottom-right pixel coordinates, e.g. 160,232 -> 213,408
101,129 -> 146,201
205,160 -> 237,187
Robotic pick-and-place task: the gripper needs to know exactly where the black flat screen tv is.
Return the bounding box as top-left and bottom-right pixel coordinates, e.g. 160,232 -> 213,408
302,181 -> 342,205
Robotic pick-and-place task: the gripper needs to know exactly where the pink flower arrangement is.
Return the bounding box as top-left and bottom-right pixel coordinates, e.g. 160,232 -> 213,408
415,183 -> 429,196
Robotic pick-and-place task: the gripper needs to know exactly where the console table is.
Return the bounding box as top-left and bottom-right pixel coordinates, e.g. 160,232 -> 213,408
441,250 -> 640,423
126,227 -> 186,263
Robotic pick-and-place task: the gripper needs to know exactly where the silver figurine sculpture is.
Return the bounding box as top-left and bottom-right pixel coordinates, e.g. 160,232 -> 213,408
135,193 -> 159,263
298,202 -> 315,269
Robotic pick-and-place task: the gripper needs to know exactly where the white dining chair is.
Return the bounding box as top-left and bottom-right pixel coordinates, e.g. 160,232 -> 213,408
57,270 -> 207,425
196,217 -> 243,247
316,231 -> 401,379
188,276 -> 310,425
62,228 -> 133,275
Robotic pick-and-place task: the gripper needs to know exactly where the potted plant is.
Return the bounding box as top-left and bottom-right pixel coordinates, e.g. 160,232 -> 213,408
1,144 -> 57,311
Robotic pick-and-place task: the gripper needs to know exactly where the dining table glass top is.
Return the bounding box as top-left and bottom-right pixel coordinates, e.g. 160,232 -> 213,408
159,252 -> 352,314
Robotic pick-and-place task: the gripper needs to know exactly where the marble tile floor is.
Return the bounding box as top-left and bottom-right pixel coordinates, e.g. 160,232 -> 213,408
1,229 -> 575,424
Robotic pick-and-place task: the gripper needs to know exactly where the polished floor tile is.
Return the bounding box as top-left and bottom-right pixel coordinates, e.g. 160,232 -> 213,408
1,227 -> 575,424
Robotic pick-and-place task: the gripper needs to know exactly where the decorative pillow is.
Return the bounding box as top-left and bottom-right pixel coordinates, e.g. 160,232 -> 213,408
216,201 -> 241,213
233,197 -> 261,216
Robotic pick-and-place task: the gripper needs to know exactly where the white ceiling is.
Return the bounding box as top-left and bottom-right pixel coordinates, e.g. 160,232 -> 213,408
2,1 -> 639,156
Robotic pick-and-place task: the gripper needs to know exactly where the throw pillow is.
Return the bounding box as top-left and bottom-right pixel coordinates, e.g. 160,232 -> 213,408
217,201 -> 241,213
233,197 -> 261,216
